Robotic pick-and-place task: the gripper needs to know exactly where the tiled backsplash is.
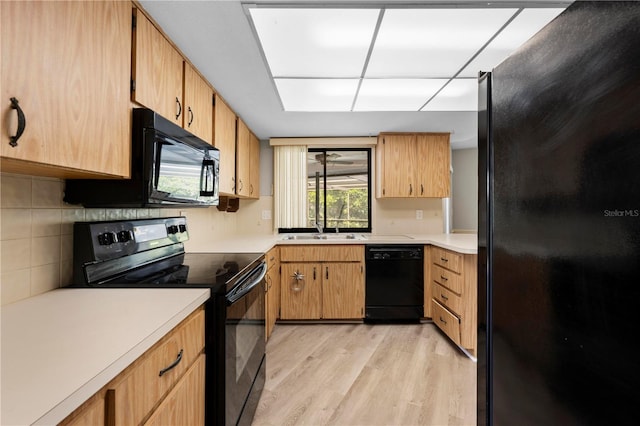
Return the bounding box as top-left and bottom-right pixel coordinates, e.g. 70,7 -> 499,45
0,173 -> 184,305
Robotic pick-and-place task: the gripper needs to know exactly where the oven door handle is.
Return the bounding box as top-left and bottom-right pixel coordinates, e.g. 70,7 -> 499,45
226,261 -> 267,305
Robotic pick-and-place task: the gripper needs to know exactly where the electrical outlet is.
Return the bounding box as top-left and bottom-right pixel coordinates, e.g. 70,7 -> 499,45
416,210 -> 423,220
261,210 -> 272,220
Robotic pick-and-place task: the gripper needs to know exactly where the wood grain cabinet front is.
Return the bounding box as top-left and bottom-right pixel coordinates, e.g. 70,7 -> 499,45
213,94 -> 237,195
132,9 -> 213,145
1,0 -> 132,178
377,133 -> 450,198
265,247 -> 281,340
59,308 -> 206,426
280,245 -> 365,320
236,118 -> 261,199
426,246 -> 477,357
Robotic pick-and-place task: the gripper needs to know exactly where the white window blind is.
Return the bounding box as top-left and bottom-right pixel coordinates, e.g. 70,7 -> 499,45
274,145 -> 308,228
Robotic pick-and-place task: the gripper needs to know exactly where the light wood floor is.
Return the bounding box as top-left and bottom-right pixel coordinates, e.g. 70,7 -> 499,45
252,323 -> 477,426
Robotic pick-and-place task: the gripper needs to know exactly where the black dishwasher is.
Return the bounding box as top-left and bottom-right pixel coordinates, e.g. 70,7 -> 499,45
365,245 -> 424,323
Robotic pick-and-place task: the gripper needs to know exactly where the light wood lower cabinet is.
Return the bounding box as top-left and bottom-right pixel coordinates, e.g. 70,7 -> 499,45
426,246 -> 477,356
143,354 -> 205,426
59,307 -> 205,426
265,247 -> 280,340
280,245 -> 364,320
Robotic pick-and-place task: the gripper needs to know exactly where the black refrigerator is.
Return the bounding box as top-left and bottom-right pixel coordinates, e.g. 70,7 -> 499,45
478,2 -> 640,425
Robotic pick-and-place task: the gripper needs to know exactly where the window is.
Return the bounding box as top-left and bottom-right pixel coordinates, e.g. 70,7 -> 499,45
278,148 -> 371,233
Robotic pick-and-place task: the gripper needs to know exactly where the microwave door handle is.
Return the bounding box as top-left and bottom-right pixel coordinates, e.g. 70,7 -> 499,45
200,158 -> 215,196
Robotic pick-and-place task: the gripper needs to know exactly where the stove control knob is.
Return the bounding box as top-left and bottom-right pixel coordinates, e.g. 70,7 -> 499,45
178,224 -> 187,233
117,230 -> 133,242
167,225 -> 179,235
98,232 -> 117,246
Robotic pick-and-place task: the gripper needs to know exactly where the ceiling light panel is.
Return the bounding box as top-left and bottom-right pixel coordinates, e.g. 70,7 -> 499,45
460,8 -> 566,77
275,78 -> 359,111
366,8 -> 517,78
354,79 -> 448,111
421,79 -> 478,111
250,8 -> 380,78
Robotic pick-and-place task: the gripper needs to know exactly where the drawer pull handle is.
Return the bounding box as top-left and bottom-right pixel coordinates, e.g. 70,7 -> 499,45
441,294 -> 448,301
440,257 -> 448,262
159,349 -> 183,377
440,275 -> 448,281
439,317 -> 447,325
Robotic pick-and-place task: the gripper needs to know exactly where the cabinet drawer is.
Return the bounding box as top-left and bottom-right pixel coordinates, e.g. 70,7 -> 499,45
107,309 -> 205,425
432,300 -> 461,346
432,264 -> 463,294
280,245 -> 363,262
432,282 -> 463,316
266,247 -> 279,270
432,246 -> 462,273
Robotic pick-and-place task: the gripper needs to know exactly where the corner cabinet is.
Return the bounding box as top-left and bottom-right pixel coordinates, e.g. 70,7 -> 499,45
132,9 -> 213,145
377,133 -> 450,198
279,245 -> 365,320
213,95 -> 237,195
236,119 -> 261,199
426,246 -> 477,357
59,308 -> 206,426
1,1 -> 131,178
265,247 -> 280,340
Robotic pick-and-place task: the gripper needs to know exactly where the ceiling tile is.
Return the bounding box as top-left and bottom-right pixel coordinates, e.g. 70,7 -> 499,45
275,79 -> 359,111
366,8 -> 517,78
421,79 -> 478,111
354,79 -> 447,111
460,8 -> 566,77
250,8 -> 380,78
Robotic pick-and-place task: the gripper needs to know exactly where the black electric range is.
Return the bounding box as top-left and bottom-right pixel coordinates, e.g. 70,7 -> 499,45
71,216 -> 266,426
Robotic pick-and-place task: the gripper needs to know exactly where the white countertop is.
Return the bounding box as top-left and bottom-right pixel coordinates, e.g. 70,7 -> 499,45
202,233 -> 477,255
0,288 -> 210,426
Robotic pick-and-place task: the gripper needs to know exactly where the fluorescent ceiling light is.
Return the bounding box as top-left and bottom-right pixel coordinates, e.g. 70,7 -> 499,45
460,8 -> 566,77
366,8 -> 517,78
275,79 -> 359,111
250,8 -> 380,78
421,79 -> 478,111
354,79 -> 447,111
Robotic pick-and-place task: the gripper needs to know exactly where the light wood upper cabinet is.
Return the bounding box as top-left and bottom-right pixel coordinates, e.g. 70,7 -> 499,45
236,119 -> 261,199
377,132 -> 450,198
213,95 -> 237,195
132,9 -> 183,127
183,62 -> 213,144
1,0 -> 131,178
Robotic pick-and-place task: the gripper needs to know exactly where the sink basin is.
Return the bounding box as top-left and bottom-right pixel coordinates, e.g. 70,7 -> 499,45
281,234 -> 367,241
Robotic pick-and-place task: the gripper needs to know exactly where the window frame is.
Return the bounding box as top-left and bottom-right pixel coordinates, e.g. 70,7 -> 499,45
278,147 -> 372,234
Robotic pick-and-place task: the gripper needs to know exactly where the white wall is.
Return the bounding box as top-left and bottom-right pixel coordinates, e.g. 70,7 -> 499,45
451,148 -> 478,232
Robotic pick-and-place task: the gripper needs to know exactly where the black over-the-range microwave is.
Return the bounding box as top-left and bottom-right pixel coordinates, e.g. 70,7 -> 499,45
65,108 -> 220,207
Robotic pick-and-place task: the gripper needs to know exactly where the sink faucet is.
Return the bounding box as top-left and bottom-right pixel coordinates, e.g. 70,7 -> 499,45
315,222 -> 323,234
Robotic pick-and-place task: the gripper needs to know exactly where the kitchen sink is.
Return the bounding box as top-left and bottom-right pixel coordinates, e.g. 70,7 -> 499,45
281,234 -> 367,241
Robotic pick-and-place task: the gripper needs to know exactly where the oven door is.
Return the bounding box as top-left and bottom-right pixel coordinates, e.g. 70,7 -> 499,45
225,261 -> 267,426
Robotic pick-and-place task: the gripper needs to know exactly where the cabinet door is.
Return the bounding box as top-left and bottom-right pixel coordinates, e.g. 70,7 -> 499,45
236,118 -> 251,197
143,354 -> 206,426
265,264 -> 281,340
280,263 -> 321,320
248,131 -> 261,199
132,9 -> 183,127
183,62 -> 213,144
213,95 -> 237,195
416,133 -> 450,197
379,134 -> 417,197
322,263 -> 364,319
1,1 -> 131,178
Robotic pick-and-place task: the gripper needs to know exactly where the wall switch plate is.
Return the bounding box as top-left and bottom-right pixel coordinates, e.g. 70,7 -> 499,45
261,210 -> 272,220
416,209 -> 423,220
